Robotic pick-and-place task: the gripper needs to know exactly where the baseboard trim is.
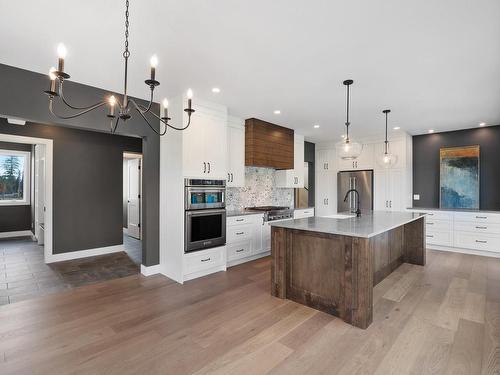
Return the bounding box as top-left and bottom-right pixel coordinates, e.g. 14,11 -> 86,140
46,244 -> 124,263
0,230 -> 33,239
141,264 -> 161,276
428,245 -> 500,259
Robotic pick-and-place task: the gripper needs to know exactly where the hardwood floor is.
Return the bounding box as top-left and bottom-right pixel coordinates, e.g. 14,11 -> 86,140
0,249 -> 499,374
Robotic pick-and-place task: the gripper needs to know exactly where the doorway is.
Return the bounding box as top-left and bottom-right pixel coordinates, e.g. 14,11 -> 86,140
123,152 -> 142,265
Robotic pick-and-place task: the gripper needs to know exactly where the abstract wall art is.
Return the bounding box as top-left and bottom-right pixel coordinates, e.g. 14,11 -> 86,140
440,145 -> 480,209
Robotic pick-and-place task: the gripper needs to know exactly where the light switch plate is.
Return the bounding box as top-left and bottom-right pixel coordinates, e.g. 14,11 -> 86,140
413,194 -> 420,200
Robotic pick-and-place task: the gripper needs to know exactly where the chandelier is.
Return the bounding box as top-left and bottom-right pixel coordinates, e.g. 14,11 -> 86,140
43,0 -> 194,136
336,79 -> 362,160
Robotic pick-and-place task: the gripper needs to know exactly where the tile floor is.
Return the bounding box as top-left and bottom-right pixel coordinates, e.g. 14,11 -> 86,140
0,234 -> 141,305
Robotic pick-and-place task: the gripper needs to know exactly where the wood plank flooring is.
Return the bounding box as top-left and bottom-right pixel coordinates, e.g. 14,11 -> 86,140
0,249 -> 499,374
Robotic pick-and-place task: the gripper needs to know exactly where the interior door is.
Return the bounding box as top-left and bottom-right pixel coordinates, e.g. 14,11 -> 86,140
34,145 -> 46,244
127,158 -> 141,239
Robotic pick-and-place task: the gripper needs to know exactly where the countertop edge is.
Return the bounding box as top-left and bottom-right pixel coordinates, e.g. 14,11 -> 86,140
270,214 -> 425,238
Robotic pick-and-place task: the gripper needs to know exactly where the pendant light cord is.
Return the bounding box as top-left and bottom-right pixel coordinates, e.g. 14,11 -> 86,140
345,82 -> 350,142
385,111 -> 388,154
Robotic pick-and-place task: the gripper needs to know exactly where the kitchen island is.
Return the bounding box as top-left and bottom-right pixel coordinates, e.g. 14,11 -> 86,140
270,211 -> 425,329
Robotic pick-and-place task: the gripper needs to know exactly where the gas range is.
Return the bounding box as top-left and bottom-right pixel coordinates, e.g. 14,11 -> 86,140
245,206 -> 294,222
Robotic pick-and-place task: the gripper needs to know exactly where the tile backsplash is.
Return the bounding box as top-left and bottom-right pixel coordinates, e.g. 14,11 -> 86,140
226,167 -> 294,211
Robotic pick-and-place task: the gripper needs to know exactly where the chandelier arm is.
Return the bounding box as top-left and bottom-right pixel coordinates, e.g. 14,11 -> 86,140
111,116 -> 121,134
58,80 -> 109,110
49,98 -> 108,120
130,99 -> 167,136
135,89 -> 155,113
148,109 -> 193,131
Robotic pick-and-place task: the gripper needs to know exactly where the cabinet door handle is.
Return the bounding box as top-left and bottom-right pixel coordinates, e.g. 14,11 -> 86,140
228,173 -> 230,181
385,200 -> 388,208
236,218 -> 244,222
203,162 -> 207,173
236,249 -> 245,253
207,162 -> 211,173
476,216 -> 487,219
326,198 -> 329,204
236,232 -> 244,235
231,173 -> 233,182
389,200 -> 392,208
201,257 -> 211,262
476,240 -> 487,243
476,226 -> 487,229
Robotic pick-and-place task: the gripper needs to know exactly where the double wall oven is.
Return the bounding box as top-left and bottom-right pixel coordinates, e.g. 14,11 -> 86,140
184,179 -> 226,253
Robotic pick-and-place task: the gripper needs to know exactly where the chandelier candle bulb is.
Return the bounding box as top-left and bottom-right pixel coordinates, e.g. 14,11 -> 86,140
162,98 -> 169,119
109,95 -> 116,117
187,89 -> 193,110
149,55 -> 158,81
57,43 -> 67,72
48,67 -> 57,92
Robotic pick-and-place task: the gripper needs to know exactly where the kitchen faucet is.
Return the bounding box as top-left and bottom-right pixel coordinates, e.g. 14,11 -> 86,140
343,189 -> 362,217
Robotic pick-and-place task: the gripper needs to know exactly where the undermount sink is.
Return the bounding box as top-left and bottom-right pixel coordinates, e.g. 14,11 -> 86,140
321,213 -> 356,219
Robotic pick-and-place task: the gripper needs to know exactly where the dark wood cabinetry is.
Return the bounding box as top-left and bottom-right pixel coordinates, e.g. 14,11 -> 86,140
245,118 -> 294,169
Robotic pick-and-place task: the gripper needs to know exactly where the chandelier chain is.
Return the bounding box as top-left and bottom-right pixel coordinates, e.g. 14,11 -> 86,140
123,0 -> 130,59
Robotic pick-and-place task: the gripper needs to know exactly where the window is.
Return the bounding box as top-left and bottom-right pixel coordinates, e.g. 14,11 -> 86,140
0,149 -> 30,205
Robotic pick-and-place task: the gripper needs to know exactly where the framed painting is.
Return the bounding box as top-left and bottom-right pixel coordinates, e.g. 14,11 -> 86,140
439,145 -> 480,209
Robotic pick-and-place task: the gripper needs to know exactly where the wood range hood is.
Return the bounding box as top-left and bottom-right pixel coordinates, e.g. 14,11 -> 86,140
245,118 -> 294,169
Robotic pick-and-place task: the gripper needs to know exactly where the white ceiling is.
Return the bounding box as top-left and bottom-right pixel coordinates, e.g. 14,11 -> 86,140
1,0 -> 499,142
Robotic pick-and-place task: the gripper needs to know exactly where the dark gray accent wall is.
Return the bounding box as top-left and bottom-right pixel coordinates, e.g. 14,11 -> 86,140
304,141 -> 315,206
0,63 -> 160,266
413,125 -> 500,210
0,141 -> 32,233
0,119 -> 141,253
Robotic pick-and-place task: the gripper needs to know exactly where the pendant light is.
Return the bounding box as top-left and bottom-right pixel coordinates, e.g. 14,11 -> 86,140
337,79 -> 362,160
377,109 -> 398,168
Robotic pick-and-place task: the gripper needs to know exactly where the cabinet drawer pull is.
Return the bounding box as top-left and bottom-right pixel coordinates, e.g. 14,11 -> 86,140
426,235 -> 434,238
236,232 -> 244,235
236,219 -> 244,222
427,213 -> 434,216
476,226 -> 487,229
200,257 -> 211,262
476,240 -> 487,243
476,216 -> 487,219
427,222 -> 434,225
236,249 -> 245,253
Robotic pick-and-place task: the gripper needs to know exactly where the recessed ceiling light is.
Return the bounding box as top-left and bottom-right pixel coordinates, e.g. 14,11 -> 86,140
428,129 -> 434,133
313,124 -> 320,129
479,122 -> 486,127
393,126 -> 401,130
211,87 -> 220,93
273,110 -> 281,115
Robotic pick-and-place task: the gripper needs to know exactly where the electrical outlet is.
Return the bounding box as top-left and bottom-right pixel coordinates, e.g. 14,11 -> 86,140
413,194 -> 420,200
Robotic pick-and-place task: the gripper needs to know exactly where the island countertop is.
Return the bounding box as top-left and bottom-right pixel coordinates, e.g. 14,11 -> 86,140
270,211 -> 425,238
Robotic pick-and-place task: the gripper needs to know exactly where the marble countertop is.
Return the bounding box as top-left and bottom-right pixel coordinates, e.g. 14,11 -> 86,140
270,211 -> 425,238
407,207 -> 500,213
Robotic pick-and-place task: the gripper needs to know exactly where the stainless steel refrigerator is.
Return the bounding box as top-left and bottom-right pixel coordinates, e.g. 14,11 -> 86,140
337,170 -> 374,214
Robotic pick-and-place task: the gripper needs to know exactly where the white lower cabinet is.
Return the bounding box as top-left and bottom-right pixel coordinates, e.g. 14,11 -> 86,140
226,214 -> 268,266
409,209 -> 500,256
183,246 -> 227,281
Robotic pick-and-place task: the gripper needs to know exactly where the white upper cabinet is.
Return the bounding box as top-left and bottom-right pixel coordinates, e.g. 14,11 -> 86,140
183,99 -> 228,179
276,134 -> 305,188
337,143 -> 374,170
226,116 -> 245,187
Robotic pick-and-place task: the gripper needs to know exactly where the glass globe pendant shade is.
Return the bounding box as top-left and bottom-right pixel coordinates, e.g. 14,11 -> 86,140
377,151 -> 398,168
336,138 -> 363,160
